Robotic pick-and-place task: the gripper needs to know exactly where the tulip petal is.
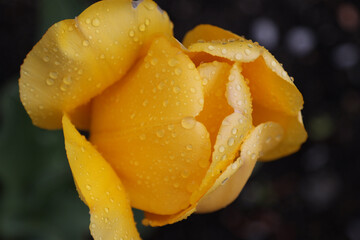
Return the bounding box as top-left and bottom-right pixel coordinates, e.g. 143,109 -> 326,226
91,36 -> 204,133
252,103 -> 307,160
196,121 -> 284,213
91,122 -> 211,215
62,115 -> 140,240
20,0 -> 173,129
144,121 -> 283,225
196,61 -> 233,145
91,36 -> 211,215
143,64 -> 255,226
184,24 -> 303,117
183,24 -> 239,48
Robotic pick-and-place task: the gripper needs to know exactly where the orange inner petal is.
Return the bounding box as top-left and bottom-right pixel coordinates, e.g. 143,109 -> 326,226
196,61 -> 233,145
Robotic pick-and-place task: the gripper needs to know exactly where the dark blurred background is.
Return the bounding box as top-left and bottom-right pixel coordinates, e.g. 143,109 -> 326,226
1,0 -> 359,239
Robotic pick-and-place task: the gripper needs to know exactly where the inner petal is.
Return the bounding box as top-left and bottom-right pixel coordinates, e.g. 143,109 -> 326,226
90,36 -> 211,215
196,61 -> 233,146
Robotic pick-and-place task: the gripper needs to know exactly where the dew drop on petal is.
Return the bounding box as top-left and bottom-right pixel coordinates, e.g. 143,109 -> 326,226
181,117 -> 196,129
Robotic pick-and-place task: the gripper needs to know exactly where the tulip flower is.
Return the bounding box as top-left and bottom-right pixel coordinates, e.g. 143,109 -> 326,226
19,0 -> 307,239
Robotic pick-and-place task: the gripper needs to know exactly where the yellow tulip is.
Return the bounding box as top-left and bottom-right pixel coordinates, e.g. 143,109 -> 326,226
19,0 -> 307,239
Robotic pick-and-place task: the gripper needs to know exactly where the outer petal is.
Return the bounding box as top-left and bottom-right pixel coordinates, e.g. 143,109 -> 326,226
252,103 -> 307,160
196,121 -> 284,213
20,0 -> 173,129
91,36 -> 211,215
183,24 -> 238,48
62,115 -> 140,240
143,121 -> 284,225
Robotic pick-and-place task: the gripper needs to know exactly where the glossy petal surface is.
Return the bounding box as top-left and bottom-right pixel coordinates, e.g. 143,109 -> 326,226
196,121 -> 284,213
91,36 -> 211,215
20,0 -> 173,129
62,115 -> 140,240
252,103 -> 307,160
143,63 -> 254,226
196,61 -> 233,145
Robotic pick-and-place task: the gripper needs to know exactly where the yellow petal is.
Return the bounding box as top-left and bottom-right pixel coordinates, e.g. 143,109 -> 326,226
242,51 -> 303,116
62,115 -> 140,240
184,24 -> 303,116
91,36 -> 211,215
143,63 -> 254,225
196,61 -> 233,145
252,103 -> 307,160
196,121 -> 284,213
20,0 -> 173,129
183,24 -> 238,48
91,36 -> 203,133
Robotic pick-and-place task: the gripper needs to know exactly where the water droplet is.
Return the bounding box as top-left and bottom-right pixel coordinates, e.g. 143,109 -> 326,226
173,86 -> 181,94
82,40 -> 90,47
156,129 -> 165,138
85,18 -> 91,24
86,184 -> 92,190
92,18 -> 100,27
245,49 -> 251,55
219,145 -> 225,153
181,170 -> 190,178
174,68 -> 182,75
208,45 -> 215,50
49,71 -> 58,79
186,144 -> 193,151
163,100 -> 169,107
187,63 -> 195,70
63,76 -> 72,85
190,87 -> 196,93
221,48 -> 227,54
139,134 -> 146,141
168,58 -> 179,67
275,135 -> 282,141
167,124 -> 175,131
157,81 -> 165,90
251,153 -> 257,160
60,84 -> 68,92
265,137 -> 272,144
128,30 -> 135,37
181,117 -> 196,129
142,99 -> 148,107
227,137 -> 235,146
231,128 -> 238,135
91,223 -> 96,229
173,182 -> 180,188
104,207 -> 109,213
138,24 -> 146,32
145,18 -> 151,25
43,56 -> 50,62
202,78 -> 208,86
151,58 -> 158,66
46,78 -> 55,86
271,60 -> 277,67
